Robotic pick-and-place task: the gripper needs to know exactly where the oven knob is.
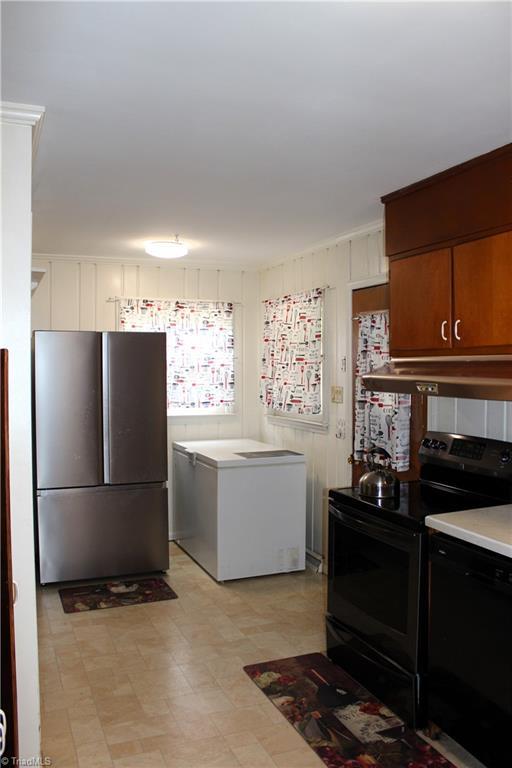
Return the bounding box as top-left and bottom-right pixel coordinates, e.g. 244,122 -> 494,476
422,439 -> 431,449
499,449 -> 512,465
431,440 -> 440,450
438,441 -> 447,451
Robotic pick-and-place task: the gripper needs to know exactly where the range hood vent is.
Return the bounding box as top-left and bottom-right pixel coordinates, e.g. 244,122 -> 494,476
362,359 -> 512,401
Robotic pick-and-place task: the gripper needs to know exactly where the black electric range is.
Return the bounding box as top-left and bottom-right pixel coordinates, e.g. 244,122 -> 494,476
326,431 -> 512,729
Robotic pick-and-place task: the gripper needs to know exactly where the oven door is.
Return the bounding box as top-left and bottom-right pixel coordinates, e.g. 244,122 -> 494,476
328,502 -> 426,673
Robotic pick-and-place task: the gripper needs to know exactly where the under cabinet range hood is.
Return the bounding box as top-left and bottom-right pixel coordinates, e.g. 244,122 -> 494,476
362,358 -> 512,400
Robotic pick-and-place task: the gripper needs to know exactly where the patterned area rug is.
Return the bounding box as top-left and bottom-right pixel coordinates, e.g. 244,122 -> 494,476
59,577 -> 177,613
244,653 -> 454,768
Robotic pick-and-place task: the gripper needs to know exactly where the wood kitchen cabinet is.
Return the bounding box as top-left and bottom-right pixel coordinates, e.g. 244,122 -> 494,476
383,144 -> 512,259
390,248 -> 452,355
384,143 -> 512,357
390,232 -> 512,356
453,232 -> 512,351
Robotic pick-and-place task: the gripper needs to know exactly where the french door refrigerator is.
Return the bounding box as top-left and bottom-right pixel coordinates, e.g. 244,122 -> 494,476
33,331 -> 169,584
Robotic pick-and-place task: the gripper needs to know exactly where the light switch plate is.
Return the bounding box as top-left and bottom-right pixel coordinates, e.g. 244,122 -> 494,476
331,385 -> 344,404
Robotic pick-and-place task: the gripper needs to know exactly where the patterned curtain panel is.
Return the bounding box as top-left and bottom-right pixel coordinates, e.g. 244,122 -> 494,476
260,288 -> 323,416
119,298 -> 235,415
354,311 -> 411,472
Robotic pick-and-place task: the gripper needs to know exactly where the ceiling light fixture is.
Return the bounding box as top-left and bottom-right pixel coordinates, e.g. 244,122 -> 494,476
145,235 -> 188,259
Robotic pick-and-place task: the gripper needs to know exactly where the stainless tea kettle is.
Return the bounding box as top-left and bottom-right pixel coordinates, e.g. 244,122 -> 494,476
359,446 -> 399,499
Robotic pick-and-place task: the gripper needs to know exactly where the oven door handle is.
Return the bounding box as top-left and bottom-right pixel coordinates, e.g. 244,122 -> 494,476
330,505 -> 418,549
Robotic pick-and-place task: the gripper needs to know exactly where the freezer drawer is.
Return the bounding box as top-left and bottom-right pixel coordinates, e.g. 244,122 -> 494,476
103,332 -> 167,484
37,484 -> 169,583
34,331 -> 103,488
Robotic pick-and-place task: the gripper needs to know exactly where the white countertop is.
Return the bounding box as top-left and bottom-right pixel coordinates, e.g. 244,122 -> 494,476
172,438 -> 306,467
426,505 -> 512,558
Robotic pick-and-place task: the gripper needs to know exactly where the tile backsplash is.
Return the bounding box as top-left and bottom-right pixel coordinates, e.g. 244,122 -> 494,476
428,397 -> 512,441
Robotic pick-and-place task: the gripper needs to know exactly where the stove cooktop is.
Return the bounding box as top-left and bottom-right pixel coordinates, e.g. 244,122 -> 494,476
329,481 -> 505,531
331,432 -> 512,530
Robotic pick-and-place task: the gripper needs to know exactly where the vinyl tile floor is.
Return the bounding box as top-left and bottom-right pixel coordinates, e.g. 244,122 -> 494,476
38,543 -> 484,768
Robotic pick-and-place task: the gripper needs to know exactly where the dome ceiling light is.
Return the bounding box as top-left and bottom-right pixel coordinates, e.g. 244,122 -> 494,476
145,235 -> 188,259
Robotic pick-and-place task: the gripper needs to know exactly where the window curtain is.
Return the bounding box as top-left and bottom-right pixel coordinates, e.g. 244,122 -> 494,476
119,298 -> 235,415
354,311 -> 411,471
260,288 -> 323,416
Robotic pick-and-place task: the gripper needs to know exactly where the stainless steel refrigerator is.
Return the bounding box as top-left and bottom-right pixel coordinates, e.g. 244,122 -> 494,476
33,331 -> 169,584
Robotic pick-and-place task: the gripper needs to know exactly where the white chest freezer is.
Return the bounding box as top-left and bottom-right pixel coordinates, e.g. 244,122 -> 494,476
172,439 -> 306,581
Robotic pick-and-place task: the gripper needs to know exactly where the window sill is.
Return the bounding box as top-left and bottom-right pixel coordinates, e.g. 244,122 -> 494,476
266,415 -> 329,433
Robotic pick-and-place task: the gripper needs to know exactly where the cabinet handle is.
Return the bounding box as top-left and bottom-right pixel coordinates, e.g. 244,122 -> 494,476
454,319 -> 461,341
441,320 -> 448,341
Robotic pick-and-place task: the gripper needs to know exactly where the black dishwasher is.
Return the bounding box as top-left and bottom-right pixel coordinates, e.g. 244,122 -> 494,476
429,533 -> 512,768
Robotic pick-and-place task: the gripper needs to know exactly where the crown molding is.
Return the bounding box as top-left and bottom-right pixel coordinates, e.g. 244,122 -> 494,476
32,252 -> 260,272
261,219 -> 384,270
32,221 -> 383,274
0,101 -> 46,158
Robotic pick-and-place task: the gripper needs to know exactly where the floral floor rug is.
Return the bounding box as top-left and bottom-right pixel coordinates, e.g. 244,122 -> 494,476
244,653 -> 454,768
59,577 -> 177,613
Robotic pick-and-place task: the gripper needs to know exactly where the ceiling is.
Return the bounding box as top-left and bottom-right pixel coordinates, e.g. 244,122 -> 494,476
2,2 -> 511,267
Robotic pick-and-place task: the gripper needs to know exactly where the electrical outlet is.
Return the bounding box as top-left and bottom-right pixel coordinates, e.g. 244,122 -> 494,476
331,385 -> 344,404
336,418 -> 346,439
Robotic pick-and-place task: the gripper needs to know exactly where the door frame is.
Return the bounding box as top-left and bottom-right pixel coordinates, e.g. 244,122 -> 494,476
346,275 -> 389,470
346,275 -> 427,482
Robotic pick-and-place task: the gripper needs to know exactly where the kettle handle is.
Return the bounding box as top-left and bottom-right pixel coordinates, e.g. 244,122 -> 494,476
365,446 -> 392,469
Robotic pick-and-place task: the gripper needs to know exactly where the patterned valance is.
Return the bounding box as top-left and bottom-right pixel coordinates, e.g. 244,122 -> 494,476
260,288 -> 324,416
119,298 -> 235,415
354,311 -> 411,472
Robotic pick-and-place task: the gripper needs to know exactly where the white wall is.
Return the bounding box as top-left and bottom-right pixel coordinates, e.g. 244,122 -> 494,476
258,227 -> 388,556
31,256 -> 260,534
429,397 -> 512,441
1,117 -> 41,758
258,228 -> 511,557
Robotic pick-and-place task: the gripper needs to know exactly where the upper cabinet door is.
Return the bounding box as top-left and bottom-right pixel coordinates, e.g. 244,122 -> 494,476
103,332 -> 168,484
453,232 -> 512,352
390,249 -> 453,355
34,331 -> 103,489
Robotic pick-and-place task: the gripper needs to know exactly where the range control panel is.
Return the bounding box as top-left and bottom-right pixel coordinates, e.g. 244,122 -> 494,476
420,431 -> 512,477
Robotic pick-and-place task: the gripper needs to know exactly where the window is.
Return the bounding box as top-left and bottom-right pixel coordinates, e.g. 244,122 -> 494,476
119,298 -> 235,416
260,288 -> 326,429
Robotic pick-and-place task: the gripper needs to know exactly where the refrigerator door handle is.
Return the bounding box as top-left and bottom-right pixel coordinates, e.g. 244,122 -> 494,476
102,332 -> 112,484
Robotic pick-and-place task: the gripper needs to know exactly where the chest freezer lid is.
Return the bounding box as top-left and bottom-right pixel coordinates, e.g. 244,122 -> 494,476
172,438 -> 306,467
